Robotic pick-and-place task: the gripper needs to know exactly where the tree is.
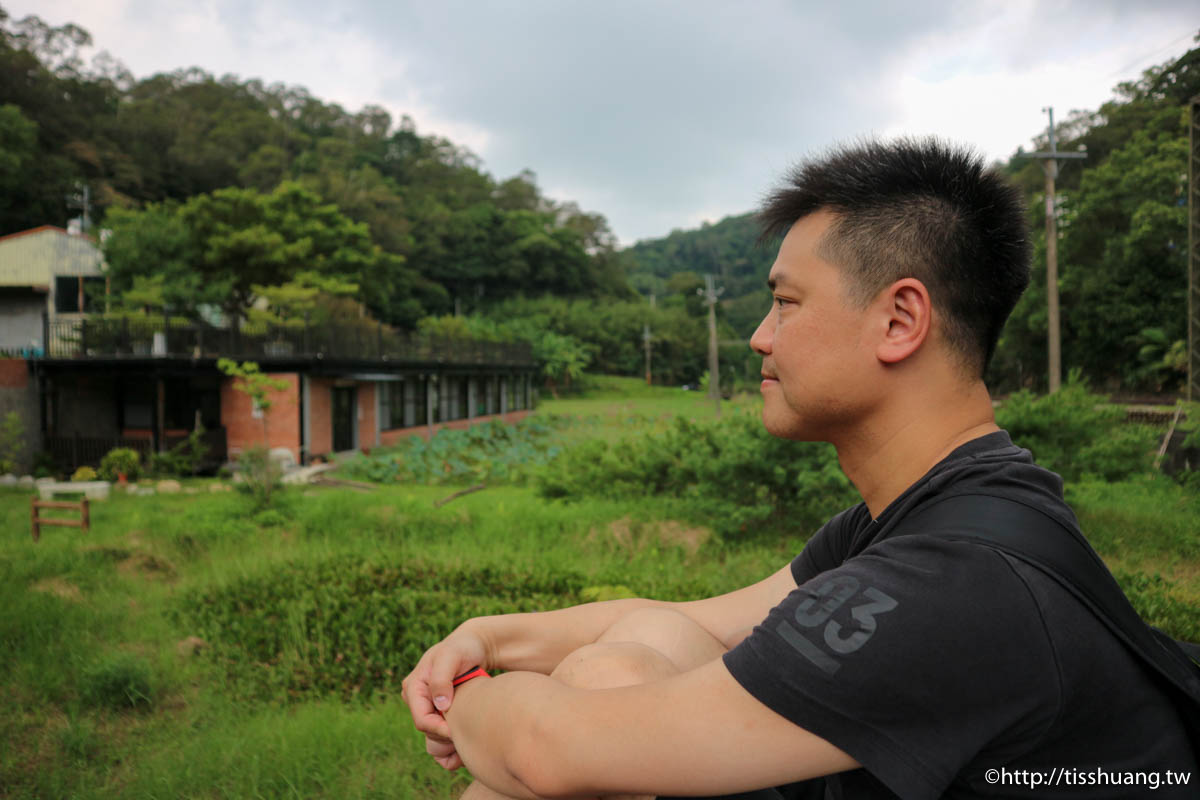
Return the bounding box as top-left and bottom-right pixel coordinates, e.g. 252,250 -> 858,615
217,359 -> 290,507
103,182 -> 425,325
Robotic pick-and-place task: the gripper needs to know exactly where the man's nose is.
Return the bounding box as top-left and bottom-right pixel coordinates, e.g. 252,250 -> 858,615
750,314 -> 772,356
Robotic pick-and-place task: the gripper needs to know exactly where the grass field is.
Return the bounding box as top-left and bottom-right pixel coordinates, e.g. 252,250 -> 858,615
1,377 -> 1196,798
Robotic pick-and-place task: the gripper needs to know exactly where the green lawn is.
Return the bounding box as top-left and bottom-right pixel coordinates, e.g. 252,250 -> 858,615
0,382 -> 1195,798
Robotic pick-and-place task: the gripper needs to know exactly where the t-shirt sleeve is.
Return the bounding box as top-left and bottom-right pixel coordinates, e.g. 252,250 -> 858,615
724,536 -> 1062,799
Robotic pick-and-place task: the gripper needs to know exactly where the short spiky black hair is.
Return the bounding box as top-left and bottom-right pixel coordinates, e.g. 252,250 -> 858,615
758,138 -> 1031,375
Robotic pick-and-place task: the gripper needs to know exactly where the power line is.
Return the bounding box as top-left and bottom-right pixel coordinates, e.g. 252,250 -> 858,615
1107,30 -> 1197,79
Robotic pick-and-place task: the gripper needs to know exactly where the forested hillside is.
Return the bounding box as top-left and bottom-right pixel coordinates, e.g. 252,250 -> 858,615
0,7 -> 631,331
3,5 -> 1195,393
627,38 -> 1199,394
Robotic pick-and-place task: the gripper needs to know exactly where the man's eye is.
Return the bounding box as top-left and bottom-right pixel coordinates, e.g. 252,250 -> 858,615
774,297 -> 791,309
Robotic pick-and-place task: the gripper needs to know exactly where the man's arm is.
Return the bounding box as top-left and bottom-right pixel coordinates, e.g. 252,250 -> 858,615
472,560 -> 798,671
403,561 -> 798,741
446,657 -> 858,799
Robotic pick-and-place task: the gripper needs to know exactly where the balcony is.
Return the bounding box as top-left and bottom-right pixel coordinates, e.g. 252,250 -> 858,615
38,316 -> 534,368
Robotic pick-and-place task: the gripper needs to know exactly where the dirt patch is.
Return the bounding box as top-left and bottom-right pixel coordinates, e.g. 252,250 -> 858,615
655,521 -> 710,554
368,505 -> 401,522
31,577 -> 83,602
593,516 -> 711,556
84,546 -> 133,562
117,553 -> 177,581
176,636 -> 208,657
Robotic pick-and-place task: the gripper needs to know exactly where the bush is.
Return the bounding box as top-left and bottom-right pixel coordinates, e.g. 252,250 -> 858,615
996,377 -> 1157,482
236,445 -> 283,509
339,416 -> 568,486
98,447 -> 140,481
80,652 -> 154,711
176,556 -> 583,702
537,411 -> 856,538
148,426 -> 209,477
70,466 -> 98,482
0,411 -> 23,474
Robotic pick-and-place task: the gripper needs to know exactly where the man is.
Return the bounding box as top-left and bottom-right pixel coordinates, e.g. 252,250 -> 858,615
402,139 -> 1195,798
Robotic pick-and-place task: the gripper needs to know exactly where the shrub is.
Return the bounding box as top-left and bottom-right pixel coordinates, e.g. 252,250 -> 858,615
339,416 -> 567,486
537,411 -> 856,538
0,411 -> 23,474
175,556 -> 583,702
148,426 -> 209,477
80,652 -> 154,711
70,465 -> 98,482
98,447 -> 140,481
236,445 -> 283,509
996,377 -> 1157,482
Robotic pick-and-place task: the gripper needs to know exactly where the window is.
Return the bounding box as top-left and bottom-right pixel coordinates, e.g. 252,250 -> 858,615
406,376 -> 428,426
379,380 -> 405,430
456,377 -> 469,420
486,376 -> 500,415
54,275 -> 106,313
514,376 -> 526,411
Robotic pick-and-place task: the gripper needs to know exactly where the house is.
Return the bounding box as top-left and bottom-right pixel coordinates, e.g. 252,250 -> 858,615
1,224 -> 540,474
0,225 -> 106,471
0,225 -> 106,356
32,315 -> 539,472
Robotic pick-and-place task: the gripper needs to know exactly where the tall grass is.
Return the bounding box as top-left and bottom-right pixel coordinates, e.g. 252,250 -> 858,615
0,378 -> 1195,798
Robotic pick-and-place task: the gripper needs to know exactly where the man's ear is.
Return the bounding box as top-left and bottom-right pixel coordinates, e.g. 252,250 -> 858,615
875,278 -> 931,365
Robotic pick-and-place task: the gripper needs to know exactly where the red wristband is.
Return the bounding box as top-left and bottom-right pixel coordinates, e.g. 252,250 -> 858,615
451,666 -> 490,686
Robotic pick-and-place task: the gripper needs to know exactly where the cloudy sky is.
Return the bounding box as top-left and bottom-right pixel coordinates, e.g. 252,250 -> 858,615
9,1 -> 1198,244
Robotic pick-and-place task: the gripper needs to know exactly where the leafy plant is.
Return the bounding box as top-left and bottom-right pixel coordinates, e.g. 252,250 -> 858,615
147,425 -> 209,477
537,410 -> 856,539
996,376 -> 1156,482
98,447 -> 140,481
0,411 -> 23,474
236,445 -> 283,510
218,359 -> 290,445
340,416 -> 568,486
70,465 -> 97,482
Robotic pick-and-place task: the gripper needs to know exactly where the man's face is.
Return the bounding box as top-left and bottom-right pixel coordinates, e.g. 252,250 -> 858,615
749,211 -> 879,441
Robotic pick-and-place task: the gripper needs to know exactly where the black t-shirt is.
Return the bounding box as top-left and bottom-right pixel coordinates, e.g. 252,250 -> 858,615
723,432 -> 1196,799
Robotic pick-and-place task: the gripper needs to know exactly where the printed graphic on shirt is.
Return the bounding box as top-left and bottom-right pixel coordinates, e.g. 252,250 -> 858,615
775,575 -> 898,675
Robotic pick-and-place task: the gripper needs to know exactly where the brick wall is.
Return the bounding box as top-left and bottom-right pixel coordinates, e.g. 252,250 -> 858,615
0,359 -> 38,472
221,372 -> 300,462
308,378 -> 332,457
379,409 -> 532,446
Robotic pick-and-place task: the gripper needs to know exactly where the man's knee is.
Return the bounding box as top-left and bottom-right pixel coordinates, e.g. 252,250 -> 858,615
597,607 -> 726,671
551,641 -> 679,689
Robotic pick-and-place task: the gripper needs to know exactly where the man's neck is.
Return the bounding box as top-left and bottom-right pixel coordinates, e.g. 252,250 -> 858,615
833,379 -> 999,519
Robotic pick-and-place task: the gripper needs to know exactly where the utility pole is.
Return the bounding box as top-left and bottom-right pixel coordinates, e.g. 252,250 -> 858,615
1018,107 -> 1086,393
66,182 -> 92,235
1188,94 -> 1200,401
697,274 -> 724,416
643,323 -> 652,385
643,292 -> 656,385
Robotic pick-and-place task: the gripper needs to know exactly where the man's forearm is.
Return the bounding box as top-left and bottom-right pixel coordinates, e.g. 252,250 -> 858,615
464,597 -> 670,673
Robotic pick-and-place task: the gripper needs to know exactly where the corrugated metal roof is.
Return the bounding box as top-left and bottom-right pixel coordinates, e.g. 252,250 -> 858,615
0,226 -> 104,287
